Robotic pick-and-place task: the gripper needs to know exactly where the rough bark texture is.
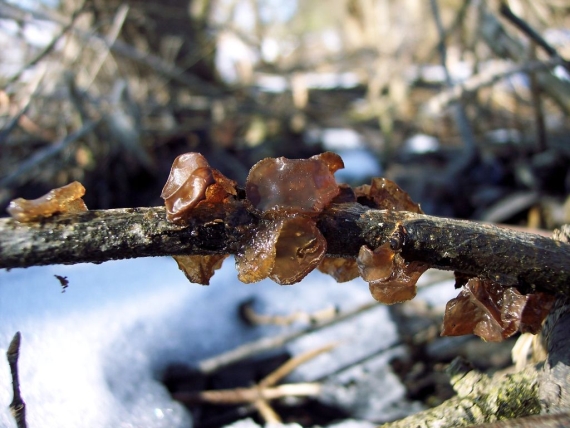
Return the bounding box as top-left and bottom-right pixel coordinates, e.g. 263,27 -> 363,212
380,360 -> 541,427
1,202 -> 570,298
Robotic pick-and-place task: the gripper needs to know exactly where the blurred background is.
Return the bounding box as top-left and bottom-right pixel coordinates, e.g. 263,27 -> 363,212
2,2 -> 570,427
1,0 -> 570,225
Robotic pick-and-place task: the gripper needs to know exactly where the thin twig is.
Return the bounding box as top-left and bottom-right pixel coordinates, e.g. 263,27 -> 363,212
528,44 -> 547,152
2,1 -> 86,88
0,119 -> 99,188
1,204 -> 570,297
429,0 -> 476,171
6,332 -> 27,428
174,345 -> 332,424
83,4 -> 129,90
259,343 -> 337,388
199,302 -> 376,374
499,2 -> 570,73
0,63 -> 47,145
424,58 -> 564,116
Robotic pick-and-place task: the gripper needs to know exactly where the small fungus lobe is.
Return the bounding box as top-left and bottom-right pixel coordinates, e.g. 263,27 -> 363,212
355,177 -> 422,213
245,152 -> 343,216
173,254 -> 229,286
441,278 -> 555,342
357,242 -> 428,304
318,257 -> 360,283
161,153 -> 215,223
7,181 -> 88,222
161,152 -> 237,223
236,217 -> 327,285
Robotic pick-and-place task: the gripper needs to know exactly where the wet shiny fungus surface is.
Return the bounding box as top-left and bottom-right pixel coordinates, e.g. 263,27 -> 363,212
245,152 -> 341,216
235,217 -> 327,285
270,217 -> 327,285
158,150 -> 556,342
7,181 -> 88,222
318,257 -> 360,283
357,243 -> 428,304
161,153 -> 215,223
441,278 -> 556,342
173,254 -> 228,285
355,177 -> 422,213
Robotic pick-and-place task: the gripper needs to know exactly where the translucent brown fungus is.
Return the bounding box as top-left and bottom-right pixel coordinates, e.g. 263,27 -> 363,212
7,181 -> 88,222
318,257 -> 360,283
161,152 -> 236,223
441,278 -> 556,342
357,243 -> 394,282
355,177 -> 422,213
245,152 -> 342,216
236,217 -> 327,285
312,151 -> 345,174
357,242 -> 428,304
173,254 -> 229,285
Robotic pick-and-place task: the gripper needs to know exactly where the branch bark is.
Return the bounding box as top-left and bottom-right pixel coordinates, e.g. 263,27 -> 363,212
1,201 -> 569,297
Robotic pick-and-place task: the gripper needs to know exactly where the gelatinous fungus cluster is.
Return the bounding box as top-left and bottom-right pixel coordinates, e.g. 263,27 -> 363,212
160,152 -> 237,285
5,151 -> 557,342
160,151 -> 431,303
159,151 -> 556,340
7,181 -> 88,222
441,277 -> 556,342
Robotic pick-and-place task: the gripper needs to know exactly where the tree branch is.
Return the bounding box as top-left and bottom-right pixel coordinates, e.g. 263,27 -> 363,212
1,202 -> 569,296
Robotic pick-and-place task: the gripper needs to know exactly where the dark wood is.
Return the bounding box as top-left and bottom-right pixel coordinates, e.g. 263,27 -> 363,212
1,202 -> 570,297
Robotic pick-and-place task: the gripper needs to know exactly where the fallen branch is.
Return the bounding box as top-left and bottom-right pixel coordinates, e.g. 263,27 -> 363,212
6,332 -> 27,428
1,202 -> 569,298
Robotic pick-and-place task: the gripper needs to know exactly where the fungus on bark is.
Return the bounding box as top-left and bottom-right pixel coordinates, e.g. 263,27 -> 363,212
7,181 -> 88,222
160,152 -> 237,284
355,177 -> 422,213
161,152 -> 237,224
441,278 -> 556,342
236,217 -> 327,285
317,257 -> 360,283
357,242 -> 428,304
245,152 -> 342,216
236,153 -> 342,284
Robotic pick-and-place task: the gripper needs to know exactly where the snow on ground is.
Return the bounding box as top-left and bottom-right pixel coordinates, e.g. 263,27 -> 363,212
0,256 -> 397,428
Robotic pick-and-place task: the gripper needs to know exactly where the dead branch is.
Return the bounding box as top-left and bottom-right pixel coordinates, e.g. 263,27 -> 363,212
6,332 -> 27,428
1,202 -> 569,298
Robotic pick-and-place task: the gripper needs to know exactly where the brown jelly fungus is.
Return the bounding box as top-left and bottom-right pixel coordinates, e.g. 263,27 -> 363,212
161,152 -> 236,223
357,242 -> 428,304
318,257 -> 360,283
441,278 -> 555,342
161,152 -> 214,222
173,254 -> 229,285
7,181 -> 88,222
355,177 -> 422,213
236,217 -> 327,285
245,152 -> 343,216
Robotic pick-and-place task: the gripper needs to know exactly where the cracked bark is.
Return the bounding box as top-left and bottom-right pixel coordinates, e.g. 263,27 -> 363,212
1,201 -> 570,298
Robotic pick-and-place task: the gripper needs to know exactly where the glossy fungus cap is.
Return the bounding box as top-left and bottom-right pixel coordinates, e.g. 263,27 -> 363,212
245,152 -> 343,216
161,153 -> 215,223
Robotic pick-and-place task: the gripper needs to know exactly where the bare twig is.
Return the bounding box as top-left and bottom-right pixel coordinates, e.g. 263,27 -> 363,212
82,4 -> 129,90
429,0 -> 476,173
174,344 -> 333,424
2,1 -> 86,88
424,58 -> 564,116
499,2 -> 570,73
0,119 -> 100,188
0,63 -> 47,145
6,332 -> 27,428
199,301 -> 377,374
